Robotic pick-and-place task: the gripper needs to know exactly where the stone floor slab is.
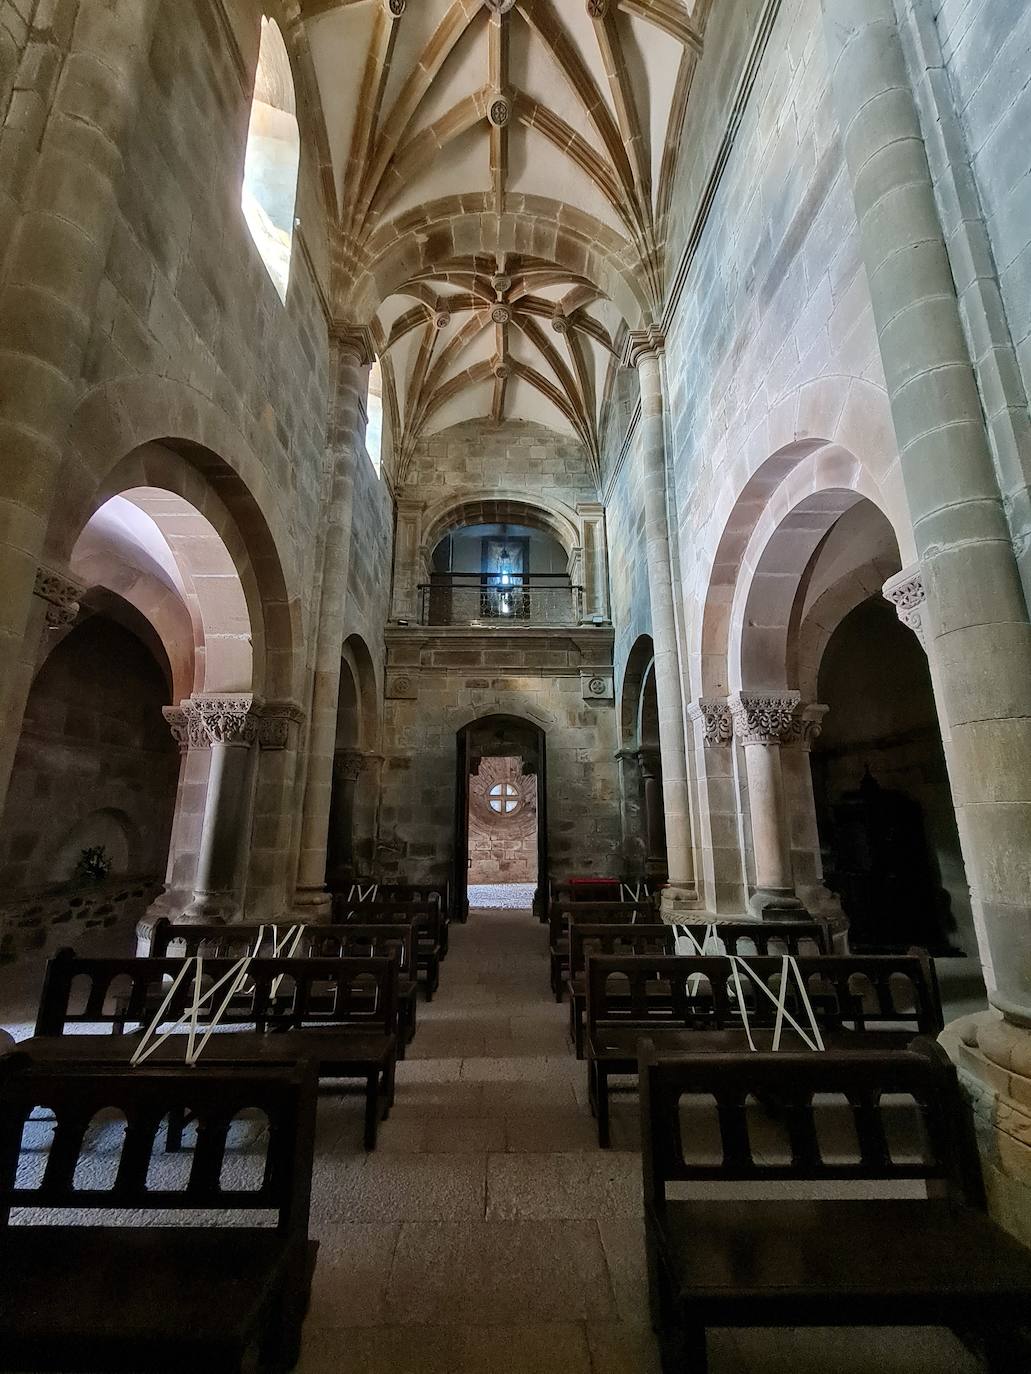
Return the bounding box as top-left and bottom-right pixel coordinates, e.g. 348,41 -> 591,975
486,1151 -> 641,1221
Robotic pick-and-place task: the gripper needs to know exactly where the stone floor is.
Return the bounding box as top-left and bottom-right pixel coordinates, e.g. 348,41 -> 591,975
0,907 -> 988,1372
466,883 -> 537,909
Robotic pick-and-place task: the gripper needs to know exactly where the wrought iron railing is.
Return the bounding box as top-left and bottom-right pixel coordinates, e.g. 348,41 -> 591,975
418,574 -> 583,626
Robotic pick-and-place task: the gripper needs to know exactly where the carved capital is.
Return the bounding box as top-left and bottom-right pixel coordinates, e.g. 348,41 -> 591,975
636,747 -> 661,778
729,691 -> 802,746
334,748 -> 366,783
330,324 -> 375,368
794,703 -> 829,752
34,566 -> 85,629
690,698 -> 733,747
621,325 -> 665,370
258,699 -> 306,750
162,706 -> 192,754
189,693 -> 259,747
883,564 -> 927,650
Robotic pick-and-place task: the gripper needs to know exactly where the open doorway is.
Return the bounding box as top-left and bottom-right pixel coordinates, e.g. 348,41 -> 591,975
455,716 -> 547,914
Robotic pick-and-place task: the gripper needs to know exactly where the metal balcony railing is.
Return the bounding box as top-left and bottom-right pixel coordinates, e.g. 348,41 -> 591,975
418,574 -> 583,626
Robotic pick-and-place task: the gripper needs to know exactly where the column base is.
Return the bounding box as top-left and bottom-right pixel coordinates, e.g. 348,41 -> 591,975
747,887 -> 809,920
181,892 -> 239,925
942,1011 -> 1031,1247
659,883 -> 705,917
292,886 -> 333,923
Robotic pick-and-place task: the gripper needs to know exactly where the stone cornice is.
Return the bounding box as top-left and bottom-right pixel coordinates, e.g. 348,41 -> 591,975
330,324 -> 376,368
883,564 -> 927,649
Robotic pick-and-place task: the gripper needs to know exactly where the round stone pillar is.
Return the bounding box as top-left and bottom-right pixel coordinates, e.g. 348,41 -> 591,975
636,748 -> 667,877
182,696 -> 260,924
622,327 -> 699,911
294,329 -> 373,917
0,0 -> 161,824
822,0 -> 1031,1022
730,693 -> 807,919
326,748 -> 365,891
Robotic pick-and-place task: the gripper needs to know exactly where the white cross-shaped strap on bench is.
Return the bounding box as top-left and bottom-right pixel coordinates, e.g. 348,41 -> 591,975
260,924 -> 307,1001
728,953 -> 825,1054
620,882 -> 642,903
130,954 -> 257,1068
348,882 -> 379,904
674,923 -> 725,997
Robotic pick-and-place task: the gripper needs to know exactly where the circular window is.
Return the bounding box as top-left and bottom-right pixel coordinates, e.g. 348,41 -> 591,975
488,782 -> 521,815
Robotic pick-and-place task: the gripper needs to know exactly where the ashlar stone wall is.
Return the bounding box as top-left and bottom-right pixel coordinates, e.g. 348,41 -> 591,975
378,628 -> 621,884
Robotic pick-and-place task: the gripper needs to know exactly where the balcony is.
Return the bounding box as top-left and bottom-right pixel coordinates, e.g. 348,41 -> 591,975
417,574 -> 584,627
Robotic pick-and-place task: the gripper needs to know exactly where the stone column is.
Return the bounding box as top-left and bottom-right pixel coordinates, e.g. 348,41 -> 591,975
0,0 -> 161,824
326,748 -> 365,890
293,328 -> 372,917
823,0 -> 1031,1023
729,692 -> 809,919
391,499 -> 425,623
623,328 -> 699,910
183,695 -> 260,924
577,502 -> 609,622
688,699 -> 748,915
636,748 -> 667,877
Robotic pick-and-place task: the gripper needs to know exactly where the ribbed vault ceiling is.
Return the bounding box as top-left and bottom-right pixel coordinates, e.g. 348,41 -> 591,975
301,0 -> 712,479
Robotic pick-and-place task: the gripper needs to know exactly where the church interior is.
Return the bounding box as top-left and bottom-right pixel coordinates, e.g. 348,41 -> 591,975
1,0 -> 1031,1369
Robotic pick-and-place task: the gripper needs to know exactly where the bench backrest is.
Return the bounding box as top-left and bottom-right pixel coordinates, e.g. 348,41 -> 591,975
585,952 -> 943,1036
549,901 -> 656,947
36,952 -> 399,1037
639,1039 -> 982,1208
338,879 -> 447,910
332,900 -> 442,944
149,920 -> 413,974
551,877 -> 661,906
569,919 -> 831,976
570,923 -> 678,978
0,1056 -> 317,1229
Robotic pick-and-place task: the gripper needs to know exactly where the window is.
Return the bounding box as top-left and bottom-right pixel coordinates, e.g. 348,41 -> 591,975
366,359 -> 384,474
488,782 -> 521,815
242,17 -> 299,303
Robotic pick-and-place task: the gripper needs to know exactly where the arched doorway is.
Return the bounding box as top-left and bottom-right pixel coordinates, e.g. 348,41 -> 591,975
810,595 -> 974,957
455,715 -> 547,913
618,635 -> 666,877
326,634 -> 380,889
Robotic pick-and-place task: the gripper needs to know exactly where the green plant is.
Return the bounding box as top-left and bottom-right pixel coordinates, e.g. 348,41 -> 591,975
75,845 -> 112,883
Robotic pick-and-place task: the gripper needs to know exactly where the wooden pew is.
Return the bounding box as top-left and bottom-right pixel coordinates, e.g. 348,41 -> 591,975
0,1055 -> 319,1372
146,918 -> 419,1054
566,919 -> 831,1060
332,898 -> 443,999
342,878 -> 452,952
548,900 -> 656,1000
24,950 -> 399,1149
638,1039 -> 1031,1373
586,951 -> 942,1146
536,874 -> 660,923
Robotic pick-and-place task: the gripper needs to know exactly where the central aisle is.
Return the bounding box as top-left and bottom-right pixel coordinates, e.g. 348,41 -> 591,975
297,906 -> 979,1374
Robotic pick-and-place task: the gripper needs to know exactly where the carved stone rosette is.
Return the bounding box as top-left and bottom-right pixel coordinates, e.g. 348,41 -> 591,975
883,564 -> 927,649
728,691 -> 803,746
690,699 -> 733,747
34,566 -> 85,629
189,694 -> 260,747
258,700 -> 306,750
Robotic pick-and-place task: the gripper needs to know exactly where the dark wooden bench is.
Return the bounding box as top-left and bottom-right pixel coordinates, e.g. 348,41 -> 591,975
0,1054 -> 319,1372
566,919 -> 831,1060
341,878 -> 452,950
639,1039 -> 1031,1372
586,951 -> 942,1146
146,918 -> 419,1054
332,899 -> 443,998
548,900 -> 657,1000
23,950 -> 399,1149
536,874 -> 660,922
